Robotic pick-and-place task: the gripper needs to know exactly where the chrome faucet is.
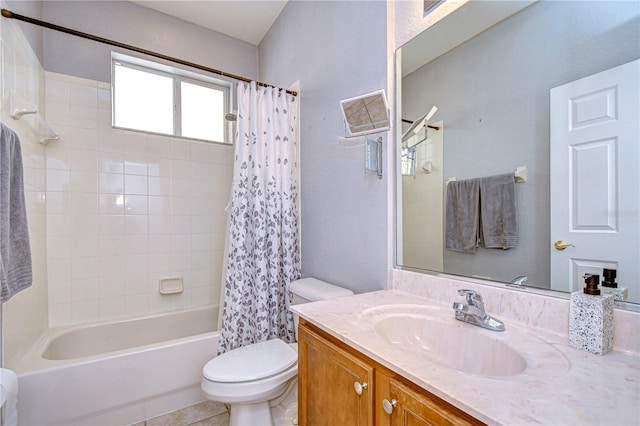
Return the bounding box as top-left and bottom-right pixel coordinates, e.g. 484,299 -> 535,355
508,275 -> 528,288
452,289 -> 505,331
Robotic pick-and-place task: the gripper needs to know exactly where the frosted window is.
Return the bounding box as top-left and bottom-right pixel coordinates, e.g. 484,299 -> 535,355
181,81 -> 225,142
114,64 -> 173,135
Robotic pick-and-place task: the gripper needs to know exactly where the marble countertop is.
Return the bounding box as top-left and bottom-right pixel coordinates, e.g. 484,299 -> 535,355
292,289 -> 640,425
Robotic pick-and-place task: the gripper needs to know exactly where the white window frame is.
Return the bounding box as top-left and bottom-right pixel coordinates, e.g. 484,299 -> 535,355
111,52 -> 234,144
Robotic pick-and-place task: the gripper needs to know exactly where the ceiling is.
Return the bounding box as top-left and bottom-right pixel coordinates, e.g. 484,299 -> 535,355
130,0 -> 288,45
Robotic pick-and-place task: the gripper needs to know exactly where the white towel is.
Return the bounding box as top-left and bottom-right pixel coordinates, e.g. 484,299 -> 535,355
0,123 -> 32,303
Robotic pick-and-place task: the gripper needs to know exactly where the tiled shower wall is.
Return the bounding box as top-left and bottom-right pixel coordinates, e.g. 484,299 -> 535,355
1,16 -> 48,367
44,71 -> 232,327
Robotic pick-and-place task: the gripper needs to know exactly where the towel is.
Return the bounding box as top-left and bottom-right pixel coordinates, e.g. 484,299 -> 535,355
445,178 -> 480,253
0,123 -> 32,303
479,173 -> 518,249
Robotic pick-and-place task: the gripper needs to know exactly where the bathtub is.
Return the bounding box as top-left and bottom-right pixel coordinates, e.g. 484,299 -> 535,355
14,305 -> 220,426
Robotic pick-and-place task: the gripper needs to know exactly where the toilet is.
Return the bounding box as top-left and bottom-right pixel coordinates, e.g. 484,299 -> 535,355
201,278 -> 353,426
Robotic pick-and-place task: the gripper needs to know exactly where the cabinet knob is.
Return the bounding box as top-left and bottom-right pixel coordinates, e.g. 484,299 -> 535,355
382,398 -> 398,414
353,381 -> 368,396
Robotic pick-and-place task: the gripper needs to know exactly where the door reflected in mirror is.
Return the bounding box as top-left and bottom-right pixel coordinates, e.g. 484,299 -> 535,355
396,0 -> 640,306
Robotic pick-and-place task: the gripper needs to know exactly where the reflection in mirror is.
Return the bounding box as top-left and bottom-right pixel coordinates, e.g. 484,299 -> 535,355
396,1 -> 640,307
340,89 -> 390,137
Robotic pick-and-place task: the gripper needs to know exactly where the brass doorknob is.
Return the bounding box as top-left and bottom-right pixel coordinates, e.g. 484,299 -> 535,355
554,240 -> 576,251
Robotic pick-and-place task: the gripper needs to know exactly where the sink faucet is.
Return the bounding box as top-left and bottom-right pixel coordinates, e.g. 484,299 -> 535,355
508,275 -> 528,288
452,289 -> 505,331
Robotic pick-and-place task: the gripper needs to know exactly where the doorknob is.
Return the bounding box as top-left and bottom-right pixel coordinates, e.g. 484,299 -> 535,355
554,240 -> 576,251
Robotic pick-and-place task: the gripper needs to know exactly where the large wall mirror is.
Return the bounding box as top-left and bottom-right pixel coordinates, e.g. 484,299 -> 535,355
396,0 -> 640,308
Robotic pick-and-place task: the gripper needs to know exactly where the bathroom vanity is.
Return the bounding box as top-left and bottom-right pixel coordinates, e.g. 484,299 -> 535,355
292,285 -> 640,425
298,319 -> 482,425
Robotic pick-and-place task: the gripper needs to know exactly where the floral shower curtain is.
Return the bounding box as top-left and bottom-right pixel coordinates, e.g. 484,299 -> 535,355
218,81 -> 300,354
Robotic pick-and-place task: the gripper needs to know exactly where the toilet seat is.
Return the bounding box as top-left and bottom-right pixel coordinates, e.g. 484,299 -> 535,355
203,339 -> 297,383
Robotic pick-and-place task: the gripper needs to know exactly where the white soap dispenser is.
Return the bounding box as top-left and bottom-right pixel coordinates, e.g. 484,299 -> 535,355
569,273 -> 614,355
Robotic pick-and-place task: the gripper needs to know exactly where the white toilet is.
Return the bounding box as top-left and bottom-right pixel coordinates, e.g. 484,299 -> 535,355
201,278 -> 353,426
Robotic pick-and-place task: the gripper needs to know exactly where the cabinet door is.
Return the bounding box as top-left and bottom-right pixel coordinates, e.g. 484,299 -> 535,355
298,323 -> 374,426
383,378 -> 481,426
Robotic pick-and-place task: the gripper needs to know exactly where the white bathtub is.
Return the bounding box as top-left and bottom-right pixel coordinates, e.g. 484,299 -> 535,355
14,305 -> 219,426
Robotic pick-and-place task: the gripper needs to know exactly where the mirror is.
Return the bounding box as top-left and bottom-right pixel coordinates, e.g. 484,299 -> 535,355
396,1 -> 640,306
340,89 -> 390,137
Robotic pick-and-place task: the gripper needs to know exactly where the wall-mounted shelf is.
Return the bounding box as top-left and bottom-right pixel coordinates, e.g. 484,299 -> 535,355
10,92 -> 38,119
9,92 -> 59,145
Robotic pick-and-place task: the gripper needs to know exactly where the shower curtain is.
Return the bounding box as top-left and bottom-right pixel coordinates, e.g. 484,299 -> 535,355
218,81 -> 300,354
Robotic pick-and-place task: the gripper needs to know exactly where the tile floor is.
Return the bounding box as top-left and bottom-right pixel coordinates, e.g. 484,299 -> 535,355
130,401 -> 230,426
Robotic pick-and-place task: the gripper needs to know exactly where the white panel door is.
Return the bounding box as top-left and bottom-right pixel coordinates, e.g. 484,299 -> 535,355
550,59 -> 639,301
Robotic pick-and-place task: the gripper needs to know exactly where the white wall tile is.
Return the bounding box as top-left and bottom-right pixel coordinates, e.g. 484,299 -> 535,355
190,142 -> 211,163
149,235 -> 171,254
70,193 -> 98,215
70,170 -> 98,193
71,278 -> 100,302
70,84 -> 97,107
99,172 -> 124,194
99,275 -> 126,298
149,196 -> 170,215
72,300 -> 100,323
123,131 -> 148,155
125,174 -> 148,195
149,176 -> 170,196
124,154 -> 148,175
49,302 -> 72,326
70,148 -> 99,171
99,256 -> 126,278
100,297 -> 126,319
46,169 -> 70,191
125,215 -> 149,234
98,152 -> 124,174
149,254 -> 172,273
99,215 -> 125,235
44,72 -> 231,326
46,192 -> 72,214
71,257 -> 100,280
170,138 -> 190,159
100,235 -> 125,256
69,126 -> 98,152
124,194 -> 148,215
49,280 -> 72,304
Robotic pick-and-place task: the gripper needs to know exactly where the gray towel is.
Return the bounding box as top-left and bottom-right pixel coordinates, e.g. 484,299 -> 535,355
479,173 -> 518,249
1,123 -> 32,303
445,178 -> 480,253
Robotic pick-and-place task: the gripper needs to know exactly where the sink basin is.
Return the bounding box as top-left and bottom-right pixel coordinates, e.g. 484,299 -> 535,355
373,314 -> 527,377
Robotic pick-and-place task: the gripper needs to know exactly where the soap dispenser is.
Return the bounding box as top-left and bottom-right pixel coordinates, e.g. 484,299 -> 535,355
569,274 -> 614,355
600,268 -> 628,302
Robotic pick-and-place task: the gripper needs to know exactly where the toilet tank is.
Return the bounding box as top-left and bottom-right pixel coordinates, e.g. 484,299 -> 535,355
289,278 -> 354,305
289,278 -> 353,341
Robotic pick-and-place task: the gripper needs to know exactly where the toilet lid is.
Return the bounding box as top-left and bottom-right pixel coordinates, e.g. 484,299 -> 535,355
203,339 -> 297,383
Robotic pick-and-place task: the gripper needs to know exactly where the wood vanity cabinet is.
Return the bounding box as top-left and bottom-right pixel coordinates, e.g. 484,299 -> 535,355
298,320 -> 484,426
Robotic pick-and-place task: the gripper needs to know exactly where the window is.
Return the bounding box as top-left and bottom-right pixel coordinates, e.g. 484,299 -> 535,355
112,55 -> 231,144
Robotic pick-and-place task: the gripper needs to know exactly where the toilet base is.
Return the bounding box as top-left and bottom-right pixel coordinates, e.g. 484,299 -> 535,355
230,401 -> 273,426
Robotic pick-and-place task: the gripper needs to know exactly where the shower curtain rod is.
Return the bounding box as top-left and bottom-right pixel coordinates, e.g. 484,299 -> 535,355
0,8 -> 297,97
